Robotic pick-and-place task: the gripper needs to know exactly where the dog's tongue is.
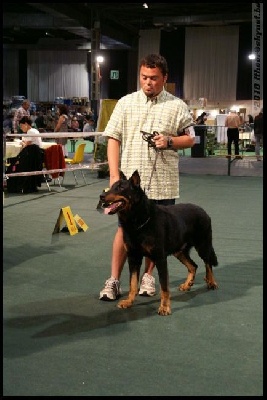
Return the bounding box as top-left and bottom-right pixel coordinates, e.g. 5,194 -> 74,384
104,202 -> 121,214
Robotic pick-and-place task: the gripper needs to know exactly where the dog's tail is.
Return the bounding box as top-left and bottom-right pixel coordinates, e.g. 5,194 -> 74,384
198,242 -> 218,267
208,247 -> 218,267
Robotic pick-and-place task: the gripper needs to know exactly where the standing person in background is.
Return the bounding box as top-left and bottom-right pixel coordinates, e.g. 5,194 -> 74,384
244,114 -> 254,132
99,53 -> 195,301
194,112 -> 208,154
13,99 -> 31,134
225,109 -> 242,159
253,108 -> 263,161
195,112 -> 207,125
54,104 -> 69,157
247,114 -> 254,125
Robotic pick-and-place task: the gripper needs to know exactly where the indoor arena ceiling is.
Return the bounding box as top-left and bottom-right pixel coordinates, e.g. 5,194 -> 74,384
3,3 -> 252,50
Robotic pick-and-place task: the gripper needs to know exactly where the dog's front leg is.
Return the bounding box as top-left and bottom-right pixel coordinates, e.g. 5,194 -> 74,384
156,260 -> 171,316
117,260 -> 140,309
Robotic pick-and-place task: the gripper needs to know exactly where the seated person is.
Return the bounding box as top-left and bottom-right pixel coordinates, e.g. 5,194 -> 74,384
20,116 -> 43,148
70,116 -> 80,132
34,111 -> 46,130
6,117 -> 44,193
45,110 -> 55,132
83,115 -> 95,142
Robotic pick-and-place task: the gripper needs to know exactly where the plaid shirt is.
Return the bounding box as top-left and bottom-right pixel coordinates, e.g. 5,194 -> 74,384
13,106 -> 30,133
104,89 -> 193,200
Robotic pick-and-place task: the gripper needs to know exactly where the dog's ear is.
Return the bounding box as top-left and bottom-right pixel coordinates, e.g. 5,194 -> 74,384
130,170 -> 141,187
119,170 -> 127,180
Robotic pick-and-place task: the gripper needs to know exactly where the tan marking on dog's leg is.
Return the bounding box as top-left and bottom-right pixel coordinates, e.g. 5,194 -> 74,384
118,271 -> 138,309
158,289 -> 171,316
204,264 -> 219,289
176,253 -> 196,291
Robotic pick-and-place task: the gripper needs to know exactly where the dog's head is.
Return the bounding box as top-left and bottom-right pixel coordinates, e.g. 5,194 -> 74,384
97,170 -> 143,215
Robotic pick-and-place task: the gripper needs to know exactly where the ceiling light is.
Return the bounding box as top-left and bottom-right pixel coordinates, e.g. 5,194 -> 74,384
143,3 -> 148,9
248,53 -> 256,60
96,56 -> 104,63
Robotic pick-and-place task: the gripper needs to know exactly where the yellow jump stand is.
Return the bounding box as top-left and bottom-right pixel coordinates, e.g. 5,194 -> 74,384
52,206 -> 88,235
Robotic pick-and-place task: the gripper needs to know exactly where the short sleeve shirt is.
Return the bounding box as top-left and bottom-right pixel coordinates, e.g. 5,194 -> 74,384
103,89 -> 193,200
22,127 -> 42,147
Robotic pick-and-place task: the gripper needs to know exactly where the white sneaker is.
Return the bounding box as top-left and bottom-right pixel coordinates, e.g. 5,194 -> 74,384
99,277 -> 122,301
139,273 -> 156,296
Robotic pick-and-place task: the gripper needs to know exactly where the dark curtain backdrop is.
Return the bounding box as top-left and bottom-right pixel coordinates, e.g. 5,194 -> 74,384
18,50 -> 27,96
160,24 -> 252,101
160,28 -> 185,98
95,50 -> 128,100
7,24 -> 253,102
236,22 -> 253,100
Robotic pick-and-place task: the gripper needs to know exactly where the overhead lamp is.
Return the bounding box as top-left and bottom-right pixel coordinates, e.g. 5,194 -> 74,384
143,3 -> 148,9
96,55 -> 104,63
248,53 -> 256,60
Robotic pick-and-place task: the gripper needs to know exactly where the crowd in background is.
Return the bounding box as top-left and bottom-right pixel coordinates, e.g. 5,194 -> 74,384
3,102 -> 96,136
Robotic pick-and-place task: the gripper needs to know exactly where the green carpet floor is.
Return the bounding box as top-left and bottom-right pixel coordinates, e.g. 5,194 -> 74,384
3,167 -> 263,396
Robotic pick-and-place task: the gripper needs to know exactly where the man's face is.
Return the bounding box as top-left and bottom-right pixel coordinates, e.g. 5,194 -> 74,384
139,66 -> 167,98
19,122 -> 28,133
23,102 -> 30,110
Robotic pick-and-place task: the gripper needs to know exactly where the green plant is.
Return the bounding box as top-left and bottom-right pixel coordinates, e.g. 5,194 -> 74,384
94,139 -> 109,177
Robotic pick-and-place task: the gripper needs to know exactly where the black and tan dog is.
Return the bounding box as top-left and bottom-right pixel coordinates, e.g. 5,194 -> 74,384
98,170 -> 218,316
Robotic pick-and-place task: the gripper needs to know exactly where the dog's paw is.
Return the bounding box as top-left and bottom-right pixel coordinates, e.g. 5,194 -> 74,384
204,277 -> 219,289
179,280 -> 194,291
157,306 -> 171,316
117,299 -> 133,309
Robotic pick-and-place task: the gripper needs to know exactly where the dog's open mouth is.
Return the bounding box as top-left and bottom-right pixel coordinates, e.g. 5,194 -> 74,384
102,200 -> 125,215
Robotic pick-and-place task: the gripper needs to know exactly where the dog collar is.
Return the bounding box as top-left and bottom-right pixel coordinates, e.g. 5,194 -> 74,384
136,216 -> 150,230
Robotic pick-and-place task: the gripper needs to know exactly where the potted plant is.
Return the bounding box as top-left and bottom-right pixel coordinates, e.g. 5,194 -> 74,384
94,139 -> 109,178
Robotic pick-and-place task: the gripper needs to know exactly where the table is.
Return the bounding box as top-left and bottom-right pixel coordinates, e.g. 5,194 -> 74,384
4,141 -> 57,159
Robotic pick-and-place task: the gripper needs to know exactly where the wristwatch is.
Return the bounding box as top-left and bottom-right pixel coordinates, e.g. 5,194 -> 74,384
167,136 -> 173,149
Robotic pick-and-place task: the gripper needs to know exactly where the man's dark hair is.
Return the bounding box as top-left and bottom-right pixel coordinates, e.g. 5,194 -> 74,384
19,116 -> 32,125
85,115 -> 94,121
139,54 -> 168,76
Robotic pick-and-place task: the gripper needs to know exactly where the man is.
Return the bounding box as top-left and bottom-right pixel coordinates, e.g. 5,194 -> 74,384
13,99 -> 31,134
225,109 -> 242,159
99,54 -> 195,301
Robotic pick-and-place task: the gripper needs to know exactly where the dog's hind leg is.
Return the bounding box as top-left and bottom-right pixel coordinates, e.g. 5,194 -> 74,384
196,243 -> 219,289
156,260 -> 171,316
204,264 -> 219,289
174,251 -> 197,291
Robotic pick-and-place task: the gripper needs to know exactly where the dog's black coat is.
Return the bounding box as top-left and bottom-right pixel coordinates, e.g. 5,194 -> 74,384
99,170 -> 218,315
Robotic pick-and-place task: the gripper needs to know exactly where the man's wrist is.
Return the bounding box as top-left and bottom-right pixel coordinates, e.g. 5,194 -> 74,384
166,136 -> 173,149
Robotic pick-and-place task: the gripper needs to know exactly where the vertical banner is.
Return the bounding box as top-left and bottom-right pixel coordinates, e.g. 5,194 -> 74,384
252,3 -> 263,113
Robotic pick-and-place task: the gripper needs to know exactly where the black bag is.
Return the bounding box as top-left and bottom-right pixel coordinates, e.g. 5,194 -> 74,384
245,144 -> 255,152
6,145 -> 44,193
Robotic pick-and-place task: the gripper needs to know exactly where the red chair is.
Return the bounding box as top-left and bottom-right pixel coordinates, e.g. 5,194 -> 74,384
43,145 -> 66,190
